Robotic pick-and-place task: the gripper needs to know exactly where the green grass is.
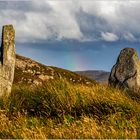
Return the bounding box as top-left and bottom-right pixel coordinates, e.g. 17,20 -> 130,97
0,79 -> 140,138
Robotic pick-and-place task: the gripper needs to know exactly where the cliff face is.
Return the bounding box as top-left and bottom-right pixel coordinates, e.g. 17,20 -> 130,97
14,55 -> 97,86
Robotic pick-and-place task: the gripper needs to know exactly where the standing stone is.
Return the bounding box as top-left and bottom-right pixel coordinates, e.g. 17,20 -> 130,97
109,48 -> 140,90
0,25 -> 16,97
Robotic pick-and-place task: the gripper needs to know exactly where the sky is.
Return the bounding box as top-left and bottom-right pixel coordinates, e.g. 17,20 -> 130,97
0,0 -> 140,71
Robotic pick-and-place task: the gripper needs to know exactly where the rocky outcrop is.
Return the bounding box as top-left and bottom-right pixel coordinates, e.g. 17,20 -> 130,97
15,54 -> 55,85
0,25 -> 16,97
109,48 -> 140,90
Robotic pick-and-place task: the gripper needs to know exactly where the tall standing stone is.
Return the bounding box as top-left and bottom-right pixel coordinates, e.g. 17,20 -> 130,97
109,48 -> 140,90
0,25 -> 16,97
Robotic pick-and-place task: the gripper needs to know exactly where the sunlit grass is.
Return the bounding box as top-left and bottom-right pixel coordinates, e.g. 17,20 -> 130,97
0,79 -> 140,138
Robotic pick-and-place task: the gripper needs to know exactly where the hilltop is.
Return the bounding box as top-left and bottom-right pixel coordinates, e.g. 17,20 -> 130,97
14,55 -> 97,86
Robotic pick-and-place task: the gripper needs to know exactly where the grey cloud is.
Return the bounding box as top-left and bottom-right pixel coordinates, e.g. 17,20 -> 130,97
0,1 -> 52,12
101,32 -> 119,42
0,0 -> 140,43
76,9 -> 112,41
123,32 -> 136,42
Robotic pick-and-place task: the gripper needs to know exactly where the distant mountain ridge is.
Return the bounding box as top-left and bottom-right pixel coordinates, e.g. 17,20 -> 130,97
75,70 -> 110,83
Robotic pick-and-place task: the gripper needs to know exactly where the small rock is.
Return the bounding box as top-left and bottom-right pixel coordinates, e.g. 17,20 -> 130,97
70,78 -> 72,81
33,80 -> 40,85
86,82 -> 90,85
36,71 -> 41,74
38,74 -> 53,81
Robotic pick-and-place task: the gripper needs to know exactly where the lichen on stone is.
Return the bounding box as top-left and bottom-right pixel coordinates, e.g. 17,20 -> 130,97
0,25 -> 16,97
109,48 -> 140,91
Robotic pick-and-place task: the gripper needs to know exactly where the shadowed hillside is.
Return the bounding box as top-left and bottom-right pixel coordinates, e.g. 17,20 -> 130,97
76,70 -> 110,83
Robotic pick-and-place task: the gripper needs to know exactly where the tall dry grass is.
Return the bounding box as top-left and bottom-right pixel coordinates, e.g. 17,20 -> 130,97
0,79 -> 140,138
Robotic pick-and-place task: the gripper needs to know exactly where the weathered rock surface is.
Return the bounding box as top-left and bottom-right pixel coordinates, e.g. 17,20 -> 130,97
0,25 -> 16,97
109,48 -> 140,90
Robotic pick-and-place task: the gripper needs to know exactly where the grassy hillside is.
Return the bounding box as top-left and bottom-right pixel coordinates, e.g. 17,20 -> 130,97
0,79 -> 140,138
0,55 -> 140,138
14,55 -> 97,86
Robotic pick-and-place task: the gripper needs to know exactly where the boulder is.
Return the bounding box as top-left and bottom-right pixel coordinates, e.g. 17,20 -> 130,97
109,48 -> 140,90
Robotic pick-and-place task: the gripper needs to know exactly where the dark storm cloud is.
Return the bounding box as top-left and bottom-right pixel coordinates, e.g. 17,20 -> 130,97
0,1 -> 52,12
76,9 -> 110,41
0,0 -> 140,44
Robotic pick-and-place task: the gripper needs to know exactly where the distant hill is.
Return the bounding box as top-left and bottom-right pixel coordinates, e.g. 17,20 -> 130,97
75,70 -> 110,83
14,55 -> 97,86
